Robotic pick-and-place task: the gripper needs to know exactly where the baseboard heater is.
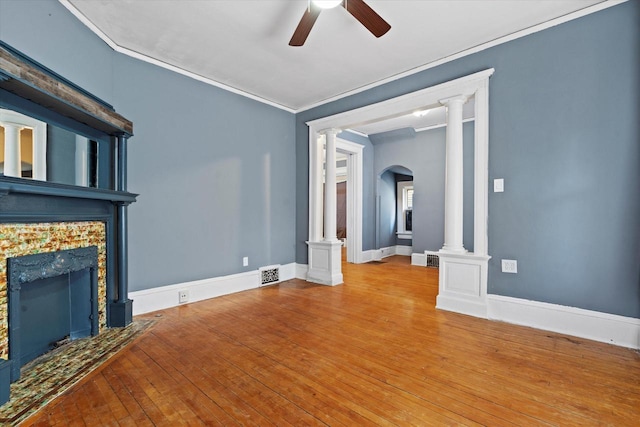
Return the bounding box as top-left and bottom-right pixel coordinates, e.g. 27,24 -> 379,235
259,265 -> 280,286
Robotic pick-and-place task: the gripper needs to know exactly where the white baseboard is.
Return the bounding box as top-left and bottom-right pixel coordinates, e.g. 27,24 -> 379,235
129,262 -> 297,316
395,245 -> 412,256
487,295 -> 640,349
359,250 -> 376,263
411,252 -> 426,266
363,246 -> 413,262
295,263 -> 308,280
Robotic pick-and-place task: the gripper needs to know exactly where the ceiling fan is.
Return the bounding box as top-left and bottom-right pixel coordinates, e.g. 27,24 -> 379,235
289,0 -> 391,46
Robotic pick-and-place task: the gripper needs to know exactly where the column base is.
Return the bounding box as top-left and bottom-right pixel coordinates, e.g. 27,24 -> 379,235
439,245 -> 468,255
0,359 -> 11,406
306,240 -> 343,286
109,299 -> 133,327
436,252 -> 490,318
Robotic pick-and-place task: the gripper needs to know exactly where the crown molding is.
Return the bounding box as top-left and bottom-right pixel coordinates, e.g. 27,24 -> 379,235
59,0 -> 626,114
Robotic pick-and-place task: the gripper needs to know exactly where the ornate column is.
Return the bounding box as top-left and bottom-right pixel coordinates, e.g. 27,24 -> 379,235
110,133 -> 133,327
2,122 -> 22,177
440,95 -> 468,254
324,128 -> 339,242
306,128 -> 343,286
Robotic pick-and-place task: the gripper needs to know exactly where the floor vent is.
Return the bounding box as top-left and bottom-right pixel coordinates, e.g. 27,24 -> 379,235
259,265 -> 280,286
425,251 -> 439,268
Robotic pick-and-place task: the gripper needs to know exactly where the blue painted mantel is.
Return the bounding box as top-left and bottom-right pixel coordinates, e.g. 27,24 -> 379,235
0,41 -> 137,405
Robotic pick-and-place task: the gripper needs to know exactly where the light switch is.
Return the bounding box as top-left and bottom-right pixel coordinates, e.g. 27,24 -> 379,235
494,178 -> 504,193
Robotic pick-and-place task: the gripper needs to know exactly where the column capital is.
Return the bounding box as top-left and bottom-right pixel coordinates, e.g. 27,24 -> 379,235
0,121 -> 25,130
439,94 -> 469,107
318,128 -> 341,137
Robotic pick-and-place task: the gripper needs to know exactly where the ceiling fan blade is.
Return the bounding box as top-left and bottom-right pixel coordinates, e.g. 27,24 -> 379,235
344,0 -> 391,38
289,4 -> 322,46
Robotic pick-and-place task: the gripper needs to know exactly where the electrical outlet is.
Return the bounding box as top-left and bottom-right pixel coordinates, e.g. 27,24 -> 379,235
501,259 -> 518,274
243,256 -> 249,267
178,290 -> 189,304
494,178 -> 504,193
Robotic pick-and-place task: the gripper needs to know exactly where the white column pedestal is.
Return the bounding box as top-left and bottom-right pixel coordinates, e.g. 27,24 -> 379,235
306,240 -> 343,286
436,252 -> 491,318
305,128 -> 343,286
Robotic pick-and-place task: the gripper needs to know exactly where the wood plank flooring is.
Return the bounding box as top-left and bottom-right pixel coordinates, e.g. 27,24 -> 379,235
24,256 -> 640,426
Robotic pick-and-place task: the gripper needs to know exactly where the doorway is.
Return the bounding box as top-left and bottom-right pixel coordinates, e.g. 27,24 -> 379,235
306,69 -> 493,317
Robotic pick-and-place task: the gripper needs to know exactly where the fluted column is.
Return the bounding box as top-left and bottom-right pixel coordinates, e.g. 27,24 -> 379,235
3,123 -> 22,177
440,95 -> 468,253
323,128 -> 339,242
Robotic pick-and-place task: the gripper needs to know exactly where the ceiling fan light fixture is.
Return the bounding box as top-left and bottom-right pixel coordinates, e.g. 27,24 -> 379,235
312,0 -> 343,9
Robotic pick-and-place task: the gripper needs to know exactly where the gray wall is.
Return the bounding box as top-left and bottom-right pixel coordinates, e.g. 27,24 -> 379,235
372,123 -> 474,253
378,170 -> 397,248
296,1 -> 640,318
1,0 -> 296,292
3,0 -> 638,318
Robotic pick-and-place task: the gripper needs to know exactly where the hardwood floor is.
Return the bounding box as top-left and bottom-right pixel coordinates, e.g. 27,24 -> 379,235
25,256 -> 640,426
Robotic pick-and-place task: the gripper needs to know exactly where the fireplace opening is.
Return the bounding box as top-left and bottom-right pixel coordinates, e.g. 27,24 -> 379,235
7,246 -> 99,382
20,268 -> 94,367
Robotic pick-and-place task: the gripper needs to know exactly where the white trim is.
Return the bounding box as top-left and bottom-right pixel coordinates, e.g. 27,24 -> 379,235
360,250 -> 377,263
411,252 -> 427,266
414,117 -> 475,134
306,240 -> 343,285
369,246 -> 412,261
396,181 -> 413,238
487,295 -> 640,350
306,69 -> 494,131
436,252 -> 491,318
337,138 -> 364,264
129,263 -> 296,315
395,245 -> 412,257
58,0 -> 295,114
59,0 -> 625,113
295,263 -> 309,280
308,69 -> 494,316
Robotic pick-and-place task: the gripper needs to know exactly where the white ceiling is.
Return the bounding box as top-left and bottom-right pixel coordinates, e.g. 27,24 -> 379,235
64,0 -> 609,123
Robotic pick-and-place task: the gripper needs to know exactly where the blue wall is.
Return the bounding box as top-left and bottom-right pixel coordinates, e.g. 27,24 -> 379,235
377,170 -> 397,248
296,1 -> 640,318
2,0 -> 638,318
372,123 -> 475,253
1,0 -> 296,292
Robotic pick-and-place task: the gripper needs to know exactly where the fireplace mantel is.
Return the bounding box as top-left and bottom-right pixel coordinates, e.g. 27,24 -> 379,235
1,41 -> 136,405
0,175 -> 137,204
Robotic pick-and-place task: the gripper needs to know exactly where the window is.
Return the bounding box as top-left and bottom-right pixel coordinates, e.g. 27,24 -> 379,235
397,181 -> 413,239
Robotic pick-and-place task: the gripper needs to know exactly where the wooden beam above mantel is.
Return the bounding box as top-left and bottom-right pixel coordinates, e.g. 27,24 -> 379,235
0,42 -> 133,136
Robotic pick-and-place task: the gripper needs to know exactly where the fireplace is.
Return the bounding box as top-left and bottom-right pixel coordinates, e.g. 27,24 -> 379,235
0,222 -> 109,380
0,41 -> 136,405
6,246 -> 99,381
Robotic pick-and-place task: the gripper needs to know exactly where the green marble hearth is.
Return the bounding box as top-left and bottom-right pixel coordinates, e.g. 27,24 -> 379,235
0,318 -> 154,425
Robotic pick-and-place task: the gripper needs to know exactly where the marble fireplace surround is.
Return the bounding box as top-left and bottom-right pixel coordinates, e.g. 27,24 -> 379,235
6,244 -> 100,382
0,222 -> 108,367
